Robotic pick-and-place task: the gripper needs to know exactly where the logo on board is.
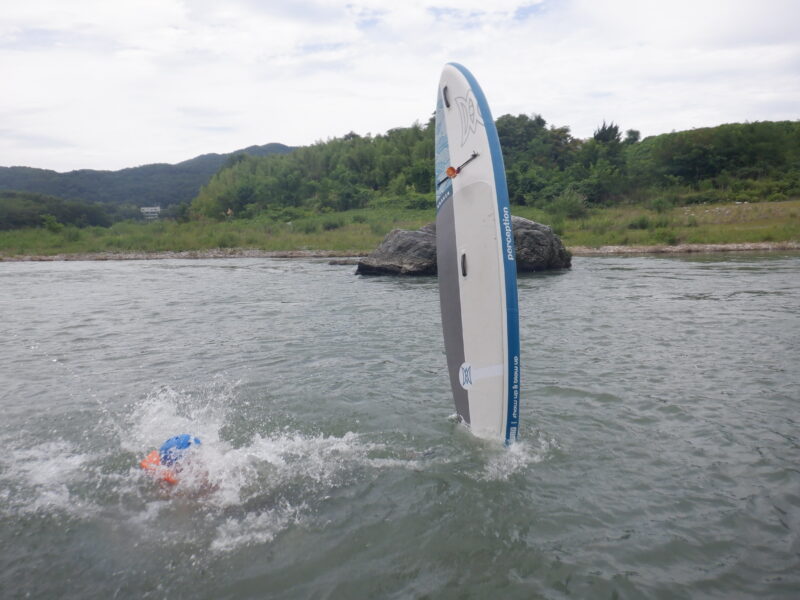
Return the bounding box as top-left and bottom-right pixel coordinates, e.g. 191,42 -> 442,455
502,206 -> 515,262
459,362 -> 473,389
455,89 -> 483,147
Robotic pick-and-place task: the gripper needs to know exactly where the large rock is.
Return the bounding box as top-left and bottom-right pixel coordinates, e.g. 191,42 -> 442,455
355,223 -> 437,275
356,217 -> 571,276
511,216 -> 573,271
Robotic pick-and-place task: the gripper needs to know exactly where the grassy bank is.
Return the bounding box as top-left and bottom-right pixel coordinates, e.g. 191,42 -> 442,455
0,208 -> 432,257
1,201 -> 798,258
515,199 -> 800,248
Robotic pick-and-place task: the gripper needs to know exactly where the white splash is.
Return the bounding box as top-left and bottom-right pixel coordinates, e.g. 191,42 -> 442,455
480,434 -> 558,481
0,440 -> 94,515
2,377 -> 424,557
211,501 -> 304,553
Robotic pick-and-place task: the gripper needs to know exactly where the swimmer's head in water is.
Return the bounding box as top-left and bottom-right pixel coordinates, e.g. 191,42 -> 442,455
159,434 -> 201,466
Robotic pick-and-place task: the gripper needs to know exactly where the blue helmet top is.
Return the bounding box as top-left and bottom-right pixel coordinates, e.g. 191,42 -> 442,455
159,434 -> 201,466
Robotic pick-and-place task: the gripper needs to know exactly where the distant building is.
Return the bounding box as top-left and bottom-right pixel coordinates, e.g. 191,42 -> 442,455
140,206 -> 161,220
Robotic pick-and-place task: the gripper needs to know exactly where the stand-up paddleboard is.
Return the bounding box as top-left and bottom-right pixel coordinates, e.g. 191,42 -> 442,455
435,63 -> 520,443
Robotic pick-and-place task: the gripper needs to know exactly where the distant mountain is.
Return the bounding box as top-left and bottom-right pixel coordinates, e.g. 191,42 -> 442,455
0,143 -> 293,207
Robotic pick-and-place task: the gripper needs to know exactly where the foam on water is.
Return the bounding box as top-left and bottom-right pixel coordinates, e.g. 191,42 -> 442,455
2,375 -> 430,559
0,440 -> 96,515
0,373 -> 543,562
211,501 -> 305,553
480,433 -> 560,481
446,413 -> 559,481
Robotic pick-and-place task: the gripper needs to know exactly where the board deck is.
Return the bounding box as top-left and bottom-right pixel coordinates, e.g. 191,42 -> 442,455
435,63 -> 520,443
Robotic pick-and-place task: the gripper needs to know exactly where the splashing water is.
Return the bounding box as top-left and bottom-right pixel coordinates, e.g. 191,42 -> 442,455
1,374 -> 438,567
480,433 -> 560,482
112,379 -> 429,554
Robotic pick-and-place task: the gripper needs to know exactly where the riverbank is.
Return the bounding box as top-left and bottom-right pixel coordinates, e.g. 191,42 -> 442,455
0,248 -> 365,262
3,241 -> 799,262
568,241 -> 800,256
1,200 -> 797,260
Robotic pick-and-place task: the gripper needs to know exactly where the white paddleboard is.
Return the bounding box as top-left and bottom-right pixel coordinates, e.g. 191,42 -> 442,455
435,63 -> 521,443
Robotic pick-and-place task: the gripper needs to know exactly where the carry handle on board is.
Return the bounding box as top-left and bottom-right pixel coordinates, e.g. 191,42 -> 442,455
437,151 -> 480,187
461,252 -> 467,277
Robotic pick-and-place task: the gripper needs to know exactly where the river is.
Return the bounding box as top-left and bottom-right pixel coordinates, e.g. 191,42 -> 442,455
1,253 -> 798,599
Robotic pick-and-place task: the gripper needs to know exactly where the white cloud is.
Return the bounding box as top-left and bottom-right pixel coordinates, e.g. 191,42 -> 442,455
0,0 -> 797,171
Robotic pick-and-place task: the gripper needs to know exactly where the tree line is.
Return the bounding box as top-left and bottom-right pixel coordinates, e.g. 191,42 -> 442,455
0,190 -> 191,230
191,118 -> 800,220
0,191 -> 114,230
191,124 -> 435,220
1,118 -> 797,230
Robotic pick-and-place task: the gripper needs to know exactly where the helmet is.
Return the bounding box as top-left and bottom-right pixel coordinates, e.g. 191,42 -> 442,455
159,434 -> 202,466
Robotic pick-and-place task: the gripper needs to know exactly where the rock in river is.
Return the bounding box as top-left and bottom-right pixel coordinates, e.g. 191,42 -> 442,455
355,223 -> 438,276
511,217 -> 573,271
355,217 -> 571,276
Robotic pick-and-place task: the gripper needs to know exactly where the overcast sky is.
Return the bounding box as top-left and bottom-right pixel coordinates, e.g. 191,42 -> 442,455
2,0 -> 798,172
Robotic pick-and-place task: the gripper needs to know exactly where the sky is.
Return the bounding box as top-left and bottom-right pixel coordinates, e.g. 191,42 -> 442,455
1,0 -> 798,172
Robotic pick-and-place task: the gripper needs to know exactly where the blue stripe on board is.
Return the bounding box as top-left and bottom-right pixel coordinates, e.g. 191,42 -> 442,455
449,63 -> 521,444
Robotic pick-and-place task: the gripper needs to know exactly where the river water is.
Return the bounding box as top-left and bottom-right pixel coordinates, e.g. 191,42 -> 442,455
1,254 -> 798,599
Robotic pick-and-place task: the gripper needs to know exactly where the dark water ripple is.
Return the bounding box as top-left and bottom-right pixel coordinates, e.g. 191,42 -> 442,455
1,254 -> 799,599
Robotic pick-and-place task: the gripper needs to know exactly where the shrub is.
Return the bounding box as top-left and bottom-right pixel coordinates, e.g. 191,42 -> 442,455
684,190 -> 724,204
41,214 -> 63,233
370,222 -> 390,236
655,228 -> 679,245
628,215 -> 651,230
653,216 -> 671,229
404,193 -> 433,210
62,226 -> 81,242
322,216 -> 345,231
549,188 -> 587,218
650,197 -> 673,213
296,220 -> 319,234
549,216 -> 565,236
215,232 -> 238,248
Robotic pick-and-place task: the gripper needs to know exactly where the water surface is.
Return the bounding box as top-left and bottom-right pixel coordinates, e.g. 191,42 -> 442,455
1,254 -> 798,599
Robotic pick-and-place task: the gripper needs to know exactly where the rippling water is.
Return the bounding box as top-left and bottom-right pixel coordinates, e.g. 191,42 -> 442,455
1,254 -> 798,599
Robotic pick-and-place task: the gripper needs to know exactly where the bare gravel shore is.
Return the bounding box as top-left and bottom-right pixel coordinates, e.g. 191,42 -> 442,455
568,241 -> 800,256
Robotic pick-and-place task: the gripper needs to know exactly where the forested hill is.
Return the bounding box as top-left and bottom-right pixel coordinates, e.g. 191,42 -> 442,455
2,118 -> 798,230
190,118 -> 800,220
0,143 -> 292,207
